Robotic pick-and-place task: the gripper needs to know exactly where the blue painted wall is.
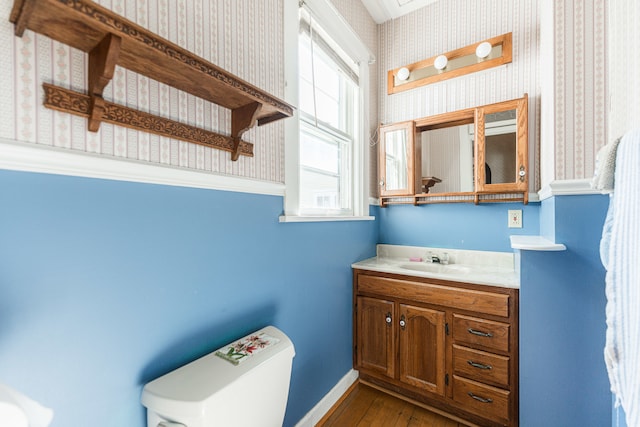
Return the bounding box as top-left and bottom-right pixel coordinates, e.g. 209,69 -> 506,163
376,202 -> 540,252
0,169 -> 378,426
519,194 -> 611,427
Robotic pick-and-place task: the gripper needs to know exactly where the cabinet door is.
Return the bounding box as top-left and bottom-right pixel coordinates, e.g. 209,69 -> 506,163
475,96 -> 528,193
398,304 -> 446,396
379,121 -> 415,197
356,296 -> 395,378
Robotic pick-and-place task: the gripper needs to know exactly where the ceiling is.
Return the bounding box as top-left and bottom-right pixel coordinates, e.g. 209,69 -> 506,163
361,0 -> 440,24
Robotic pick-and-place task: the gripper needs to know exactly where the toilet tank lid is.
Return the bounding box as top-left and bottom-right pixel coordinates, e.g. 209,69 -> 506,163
141,326 -> 295,413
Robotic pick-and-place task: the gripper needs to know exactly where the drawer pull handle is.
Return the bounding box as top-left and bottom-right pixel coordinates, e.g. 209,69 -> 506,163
385,313 -> 392,325
468,360 -> 492,370
399,315 -> 406,330
468,392 -> 493,403
468,328 -> 493,338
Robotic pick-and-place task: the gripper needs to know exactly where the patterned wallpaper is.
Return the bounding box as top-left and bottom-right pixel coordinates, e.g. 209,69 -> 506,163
608,0 -> 640,141
546,0 -> 607,183
1,0 -> 286,183
377,0 -> 541,193
0,0 -> 379,187
0,0 -> 616,191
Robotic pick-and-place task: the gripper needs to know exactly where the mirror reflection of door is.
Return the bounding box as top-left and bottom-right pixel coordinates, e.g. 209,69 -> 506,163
421,124 -> 474,193
385,129 -> 409,192
484,109 -> 517,184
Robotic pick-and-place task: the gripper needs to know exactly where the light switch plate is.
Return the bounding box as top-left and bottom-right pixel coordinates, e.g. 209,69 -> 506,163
508,209 -> 523,228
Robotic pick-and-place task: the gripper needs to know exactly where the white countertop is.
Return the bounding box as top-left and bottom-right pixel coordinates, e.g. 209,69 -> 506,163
352,245 -> 519,289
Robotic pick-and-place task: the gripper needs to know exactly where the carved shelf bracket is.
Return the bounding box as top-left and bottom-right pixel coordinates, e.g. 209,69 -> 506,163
231,102 -> 262,161
87,33 -> 121,132
10,0 -> 294,161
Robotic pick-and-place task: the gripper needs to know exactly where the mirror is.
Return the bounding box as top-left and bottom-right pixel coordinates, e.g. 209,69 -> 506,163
420,123 -> 475,194
476,96 -> 528,193
385,129 -> 408,191
379,121 -> 415,196
483,109 -> 517,184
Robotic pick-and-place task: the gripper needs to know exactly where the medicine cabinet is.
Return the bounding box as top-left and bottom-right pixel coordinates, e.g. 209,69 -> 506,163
378,95 -> 528,206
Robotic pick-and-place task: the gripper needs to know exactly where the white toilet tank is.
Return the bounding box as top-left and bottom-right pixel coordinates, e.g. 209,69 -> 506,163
141,326 -> 295,427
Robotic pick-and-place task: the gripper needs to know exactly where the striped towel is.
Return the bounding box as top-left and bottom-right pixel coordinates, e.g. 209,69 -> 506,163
603,128 -> 640,426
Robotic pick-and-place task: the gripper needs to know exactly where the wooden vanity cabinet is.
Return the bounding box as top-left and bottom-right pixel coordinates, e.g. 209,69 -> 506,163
353,269 -> 519,427
356,296 -> 447,395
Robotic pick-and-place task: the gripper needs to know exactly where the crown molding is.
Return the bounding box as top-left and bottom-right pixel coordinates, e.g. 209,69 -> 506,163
0,138 -> 285,196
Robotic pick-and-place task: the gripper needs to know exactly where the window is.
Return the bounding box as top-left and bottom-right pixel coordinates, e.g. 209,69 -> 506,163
281,0 -> 374,221
298,13 -> 358,214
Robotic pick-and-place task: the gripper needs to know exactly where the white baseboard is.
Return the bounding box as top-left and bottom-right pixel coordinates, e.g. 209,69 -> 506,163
295,369 -> 359,427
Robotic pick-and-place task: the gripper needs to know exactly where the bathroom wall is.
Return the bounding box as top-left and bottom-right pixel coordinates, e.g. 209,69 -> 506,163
376,202 -> 540,253
539,0 -> 607,186
0,0 -> 380,425
0,0 -> 288,182
374,0 -> 543,255
519,194 -> 611,426
0,0 -> 379,187
0,169 -> 378,426
378,0 -> 541,193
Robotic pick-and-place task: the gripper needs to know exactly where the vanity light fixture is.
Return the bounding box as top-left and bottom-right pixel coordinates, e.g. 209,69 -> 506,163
475,41 -> 492,59
396,67 -> 411,81
388,32 -> 512,95
433,55 -> 448,70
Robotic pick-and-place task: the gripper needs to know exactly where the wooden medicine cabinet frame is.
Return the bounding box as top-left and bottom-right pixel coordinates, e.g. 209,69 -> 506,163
379,121 -> 416,197
379,95 -> 529,207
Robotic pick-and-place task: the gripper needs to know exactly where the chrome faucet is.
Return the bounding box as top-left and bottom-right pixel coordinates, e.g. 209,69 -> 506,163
428,252 -> 450,265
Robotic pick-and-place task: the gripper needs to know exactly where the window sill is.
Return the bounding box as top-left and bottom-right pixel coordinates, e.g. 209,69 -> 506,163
278,215 -> 375,223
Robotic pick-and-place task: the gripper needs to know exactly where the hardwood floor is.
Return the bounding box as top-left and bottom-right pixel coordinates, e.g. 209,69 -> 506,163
317,382 -> 467,427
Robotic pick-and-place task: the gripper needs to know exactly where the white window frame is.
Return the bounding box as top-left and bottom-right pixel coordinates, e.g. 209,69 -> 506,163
280,0 -> 375,223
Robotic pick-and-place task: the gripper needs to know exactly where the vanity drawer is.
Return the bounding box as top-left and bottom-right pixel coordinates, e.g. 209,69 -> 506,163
452,375 -> 510,423
357,275 -> 510,317
453,314 -> 510,353
453,345 -> 509,388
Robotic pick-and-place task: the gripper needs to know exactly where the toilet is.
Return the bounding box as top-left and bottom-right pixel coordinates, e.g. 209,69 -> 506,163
141,326 -> 295,427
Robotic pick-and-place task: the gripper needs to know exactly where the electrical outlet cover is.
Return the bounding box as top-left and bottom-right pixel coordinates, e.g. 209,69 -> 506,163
508,209 -> 523,228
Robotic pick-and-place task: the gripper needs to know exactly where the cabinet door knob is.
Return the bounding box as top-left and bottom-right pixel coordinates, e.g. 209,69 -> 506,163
399,315 -> 406,330
385,313 -> 392,325
468,328 -> 493,338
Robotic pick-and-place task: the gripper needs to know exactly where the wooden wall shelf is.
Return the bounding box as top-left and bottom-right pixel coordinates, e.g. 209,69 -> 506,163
10,0 -> 294,161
